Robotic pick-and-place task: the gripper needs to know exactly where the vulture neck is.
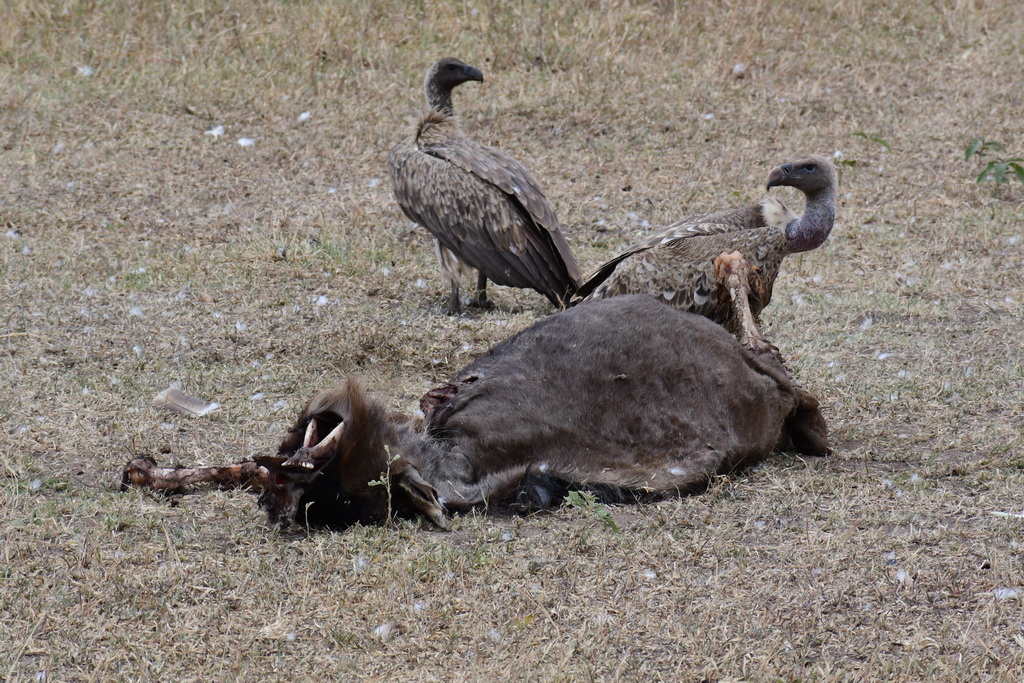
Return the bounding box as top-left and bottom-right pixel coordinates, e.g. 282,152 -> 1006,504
424,82 -> 455,116
784,185 -> 836,253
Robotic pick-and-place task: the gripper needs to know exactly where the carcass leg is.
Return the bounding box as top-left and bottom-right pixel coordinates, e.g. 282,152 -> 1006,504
121,456 -> 268,493
713,251 -> 832,455
713,251 -> 776,356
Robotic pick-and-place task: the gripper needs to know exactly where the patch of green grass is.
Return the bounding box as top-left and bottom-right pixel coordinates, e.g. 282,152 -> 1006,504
564,490 -> 619,532
965,138 -> 1024,185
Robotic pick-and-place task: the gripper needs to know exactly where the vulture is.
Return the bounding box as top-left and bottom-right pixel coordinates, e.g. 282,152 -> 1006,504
574,155 -> 837,336
123,265 -> 830,530
389,57 -> 582,314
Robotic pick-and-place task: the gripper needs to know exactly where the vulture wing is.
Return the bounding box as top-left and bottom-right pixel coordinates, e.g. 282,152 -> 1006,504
424,136 -> 581,286
581,226 -> 788,327
575,197 -> 796,300
660,197 -> 796,239
430,138 -> 558,231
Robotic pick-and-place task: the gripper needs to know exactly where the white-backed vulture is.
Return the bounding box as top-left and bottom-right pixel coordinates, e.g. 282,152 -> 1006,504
574,155 -> 837,336
389,57 -> 582,314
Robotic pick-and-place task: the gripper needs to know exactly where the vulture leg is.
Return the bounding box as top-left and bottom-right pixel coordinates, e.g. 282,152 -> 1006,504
447,279 -> 462,315
713,251 -> 776,357
468,272 -> 494,310
436,241 -> 465,315
121,456 -> 269,493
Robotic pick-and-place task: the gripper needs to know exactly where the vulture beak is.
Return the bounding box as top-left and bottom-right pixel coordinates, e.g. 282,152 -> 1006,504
766,163 -> 793,191
465,65 -> 484,83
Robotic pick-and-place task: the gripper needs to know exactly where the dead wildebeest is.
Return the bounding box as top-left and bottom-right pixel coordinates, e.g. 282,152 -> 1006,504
123,255 -> 829,529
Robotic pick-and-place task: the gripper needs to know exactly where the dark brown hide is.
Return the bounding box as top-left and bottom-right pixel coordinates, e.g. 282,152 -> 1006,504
257,295 -> 828,529
122,296 -> 829,530
257,383 -> 440,529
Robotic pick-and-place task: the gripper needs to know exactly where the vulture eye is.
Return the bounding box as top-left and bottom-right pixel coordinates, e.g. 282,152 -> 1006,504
803,164 -> 817,172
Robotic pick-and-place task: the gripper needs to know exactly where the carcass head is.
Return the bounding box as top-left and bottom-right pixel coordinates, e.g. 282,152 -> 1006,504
255,415 -> 349,528
255,381 -> 447,530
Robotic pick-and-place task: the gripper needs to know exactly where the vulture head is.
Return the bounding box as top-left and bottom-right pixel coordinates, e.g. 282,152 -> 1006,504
765,155 -> 836,197
423,57 -> 485,115
766,155 -> 838,253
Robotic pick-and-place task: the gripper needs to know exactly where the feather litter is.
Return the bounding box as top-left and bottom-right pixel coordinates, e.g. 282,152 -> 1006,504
152,387 -> 221,417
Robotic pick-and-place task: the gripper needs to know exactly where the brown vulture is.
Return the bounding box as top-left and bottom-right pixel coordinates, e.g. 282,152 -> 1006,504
389,57 -> 582,314
574,155 -> 837,337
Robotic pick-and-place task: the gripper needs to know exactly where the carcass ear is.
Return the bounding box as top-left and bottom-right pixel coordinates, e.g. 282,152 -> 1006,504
396,466 -> 448,530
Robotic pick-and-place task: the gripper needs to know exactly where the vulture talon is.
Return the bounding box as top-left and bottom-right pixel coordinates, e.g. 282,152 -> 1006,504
467,297 -> 495,311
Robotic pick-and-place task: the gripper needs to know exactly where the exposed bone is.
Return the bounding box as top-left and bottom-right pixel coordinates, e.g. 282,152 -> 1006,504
712,252 -> 821,421
282,420 -> 345,471
121,456 -> 268,493
713,251 -> 777,357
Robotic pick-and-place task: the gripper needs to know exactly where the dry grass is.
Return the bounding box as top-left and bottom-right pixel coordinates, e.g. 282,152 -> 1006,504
2,0 -> 1023,679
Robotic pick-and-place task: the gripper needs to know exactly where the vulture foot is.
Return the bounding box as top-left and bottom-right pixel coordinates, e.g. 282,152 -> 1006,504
445,281 -> 464,316
468,274 -> 495,311
466,296 -> 496,311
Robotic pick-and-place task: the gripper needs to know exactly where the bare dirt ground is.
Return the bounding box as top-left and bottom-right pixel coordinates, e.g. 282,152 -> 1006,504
2,1 -> 1022,679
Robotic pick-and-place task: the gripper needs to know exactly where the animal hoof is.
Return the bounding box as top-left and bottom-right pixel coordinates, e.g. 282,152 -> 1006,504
713,250 -> 746,280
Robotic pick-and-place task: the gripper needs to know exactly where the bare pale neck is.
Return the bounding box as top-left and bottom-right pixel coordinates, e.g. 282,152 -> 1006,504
785,185 -> 836,253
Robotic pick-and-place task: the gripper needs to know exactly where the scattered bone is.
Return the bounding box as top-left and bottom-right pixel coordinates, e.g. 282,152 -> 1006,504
121,457 -> 268,491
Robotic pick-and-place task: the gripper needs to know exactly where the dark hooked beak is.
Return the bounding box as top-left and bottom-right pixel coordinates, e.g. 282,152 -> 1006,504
465,65 -> 484,83
766,163 -> 793,191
